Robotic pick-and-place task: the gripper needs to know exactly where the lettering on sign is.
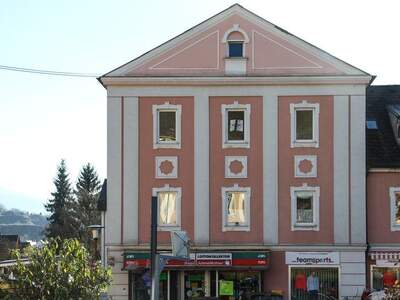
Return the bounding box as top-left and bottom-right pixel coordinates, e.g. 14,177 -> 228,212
285,252 -> 340,265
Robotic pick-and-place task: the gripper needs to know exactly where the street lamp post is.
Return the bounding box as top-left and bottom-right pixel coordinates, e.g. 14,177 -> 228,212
88,225 -> 104,262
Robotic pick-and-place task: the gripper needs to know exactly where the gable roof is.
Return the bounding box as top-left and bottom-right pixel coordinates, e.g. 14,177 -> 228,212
367,85 -> 400,169
99,3 -> 371,84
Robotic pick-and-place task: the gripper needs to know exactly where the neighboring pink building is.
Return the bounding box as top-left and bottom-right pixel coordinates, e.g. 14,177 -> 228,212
98,4 -> 374,300
366,86 -> 400,292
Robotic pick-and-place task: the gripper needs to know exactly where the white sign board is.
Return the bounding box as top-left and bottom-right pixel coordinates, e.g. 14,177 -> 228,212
285,252 -> 340,265
376,259 -> 400,267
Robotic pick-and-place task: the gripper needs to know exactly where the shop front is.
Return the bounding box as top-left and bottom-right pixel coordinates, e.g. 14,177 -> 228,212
369,251 -> 400,291
124,251 -> 269,300
285,252 -> 340,300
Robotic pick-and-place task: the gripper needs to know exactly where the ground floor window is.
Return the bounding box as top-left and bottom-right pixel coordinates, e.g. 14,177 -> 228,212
218,271 -> 261,300
290,267 -> 339,300
371,266 -> 400,290
184,271 -> 206,298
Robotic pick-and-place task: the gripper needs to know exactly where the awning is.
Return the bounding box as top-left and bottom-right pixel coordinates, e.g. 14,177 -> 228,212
370,252 -> 400,260
123,251 -> 270,270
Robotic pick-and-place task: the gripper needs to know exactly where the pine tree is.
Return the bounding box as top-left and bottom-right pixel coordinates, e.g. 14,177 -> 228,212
45,160 -> 78,239
74,163 -> 101,248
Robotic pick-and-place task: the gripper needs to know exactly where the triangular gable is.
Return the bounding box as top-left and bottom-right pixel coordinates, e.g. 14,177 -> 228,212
103,4 -> 369,78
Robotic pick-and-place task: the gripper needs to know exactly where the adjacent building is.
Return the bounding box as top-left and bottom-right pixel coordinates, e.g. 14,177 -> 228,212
98,4 -> 375,300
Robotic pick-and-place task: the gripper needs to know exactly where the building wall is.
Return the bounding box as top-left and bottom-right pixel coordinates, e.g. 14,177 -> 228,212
138,97 -> 195,244
278,95 -> 334,244
367,171 -> 400,244
209,96 -> 263,244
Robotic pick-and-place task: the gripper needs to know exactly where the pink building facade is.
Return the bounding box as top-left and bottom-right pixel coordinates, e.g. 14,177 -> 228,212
99,4 -> 374,300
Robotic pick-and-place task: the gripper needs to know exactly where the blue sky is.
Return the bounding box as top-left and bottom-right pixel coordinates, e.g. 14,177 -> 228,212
1,0 -> 399,213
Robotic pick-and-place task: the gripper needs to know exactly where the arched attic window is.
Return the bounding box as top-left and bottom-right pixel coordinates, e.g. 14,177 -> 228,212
222,24 -> 250,58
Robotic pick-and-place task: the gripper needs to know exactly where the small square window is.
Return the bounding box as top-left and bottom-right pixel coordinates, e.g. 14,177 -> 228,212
158,191 -> 177,226
222,185 -> 251,231
227,110 -> 245,141
228,42 -> 243,57
153,103 -> 181,149
296,110 -> 313,140
290,184 -> 319,231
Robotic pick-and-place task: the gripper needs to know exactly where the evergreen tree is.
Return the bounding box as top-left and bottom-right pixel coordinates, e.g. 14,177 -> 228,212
45,159 -> 77,239
74,163 -> 101,248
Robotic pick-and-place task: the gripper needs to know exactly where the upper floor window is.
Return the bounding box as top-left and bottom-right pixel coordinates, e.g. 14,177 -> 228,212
290,101 -> 319,148
389,187 -> 400,231
222,184 -> 251,231
290,184 -> 320,231
228,41 -> 244,58
152,102 -> 181,149
153,185 -> 181,231
221,101 -> 251,148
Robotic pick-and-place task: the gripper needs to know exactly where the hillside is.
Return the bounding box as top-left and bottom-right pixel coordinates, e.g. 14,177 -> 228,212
0,205 -> 47,241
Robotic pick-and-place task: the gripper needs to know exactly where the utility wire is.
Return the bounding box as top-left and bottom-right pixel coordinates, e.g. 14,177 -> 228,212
0,65 -> 101,78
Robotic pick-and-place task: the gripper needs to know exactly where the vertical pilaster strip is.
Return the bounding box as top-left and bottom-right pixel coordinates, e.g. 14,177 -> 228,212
263,94 -> 278,244
106,96 -> 122,244
123,96 -> 139,244
334,95 -> 350,244
350,95 -> 366,244
120,97 -> 124,244
194,93 -> 209,244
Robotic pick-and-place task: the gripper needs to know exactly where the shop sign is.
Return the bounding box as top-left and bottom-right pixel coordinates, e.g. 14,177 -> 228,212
123,252 -> 269,269
285,252 -> 340,265
196,253 -> 232,266
376,259 -> 400,267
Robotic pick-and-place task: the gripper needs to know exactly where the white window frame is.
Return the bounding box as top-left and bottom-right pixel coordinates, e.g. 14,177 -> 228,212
152,184 -> 181,231
389,187 -> 400,231
290,183 -> 320,231
221,184 -> 251,232
152,102 -> 182,149
221,101 -> 251,148
222,24 -> 250,58
290,100 -> 319,148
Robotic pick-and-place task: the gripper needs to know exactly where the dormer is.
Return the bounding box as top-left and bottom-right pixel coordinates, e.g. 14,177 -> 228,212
222,24 -> 249,75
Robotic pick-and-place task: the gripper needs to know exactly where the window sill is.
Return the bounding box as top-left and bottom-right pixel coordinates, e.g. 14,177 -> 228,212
292,223 -> 319,231
154,142 -> 181,149
158,226 -> 181,232
223,141 -> 250,149
291,140 -> 319,148
390,225 -> 400,231
222,225 -> 250,232
224,57 -> 248,61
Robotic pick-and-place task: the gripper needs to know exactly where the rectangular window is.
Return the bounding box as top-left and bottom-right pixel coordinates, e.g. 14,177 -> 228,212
290,101 -> 319,148
291,185 -> 319,231
158,111 -> 176,142
296,110 -> 313,140
390,187 -> 400,231
222,185 -> 251,231
227,110 -> 245,141
153,102 -> 181,149
222,102 -> 251,148
228,42 -> 243,57
296,195 -> 313,224
158,191 -> 177,226
153,185 -> 181,231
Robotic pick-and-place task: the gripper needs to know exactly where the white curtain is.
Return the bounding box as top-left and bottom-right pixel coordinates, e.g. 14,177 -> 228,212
159,192 -> 177,225
227,192 -> 245,224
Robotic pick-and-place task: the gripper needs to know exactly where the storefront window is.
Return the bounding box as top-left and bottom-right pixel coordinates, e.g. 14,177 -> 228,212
131,271 -> 168,300
184,271 -> 206,299
218,271 -> 261,300
290,268 -> 338,300
372,267 -> 400,290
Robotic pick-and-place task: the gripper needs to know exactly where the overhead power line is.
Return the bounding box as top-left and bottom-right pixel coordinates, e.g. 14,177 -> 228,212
0,65 -> 101,78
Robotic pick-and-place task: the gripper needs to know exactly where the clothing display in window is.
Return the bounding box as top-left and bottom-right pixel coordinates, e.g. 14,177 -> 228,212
295,273 -> 307,290
307,274 -> 319,292
383,271 -> 395,287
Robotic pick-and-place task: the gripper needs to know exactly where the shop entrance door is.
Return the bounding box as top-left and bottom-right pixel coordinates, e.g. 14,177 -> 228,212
290,267 -> 339,300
